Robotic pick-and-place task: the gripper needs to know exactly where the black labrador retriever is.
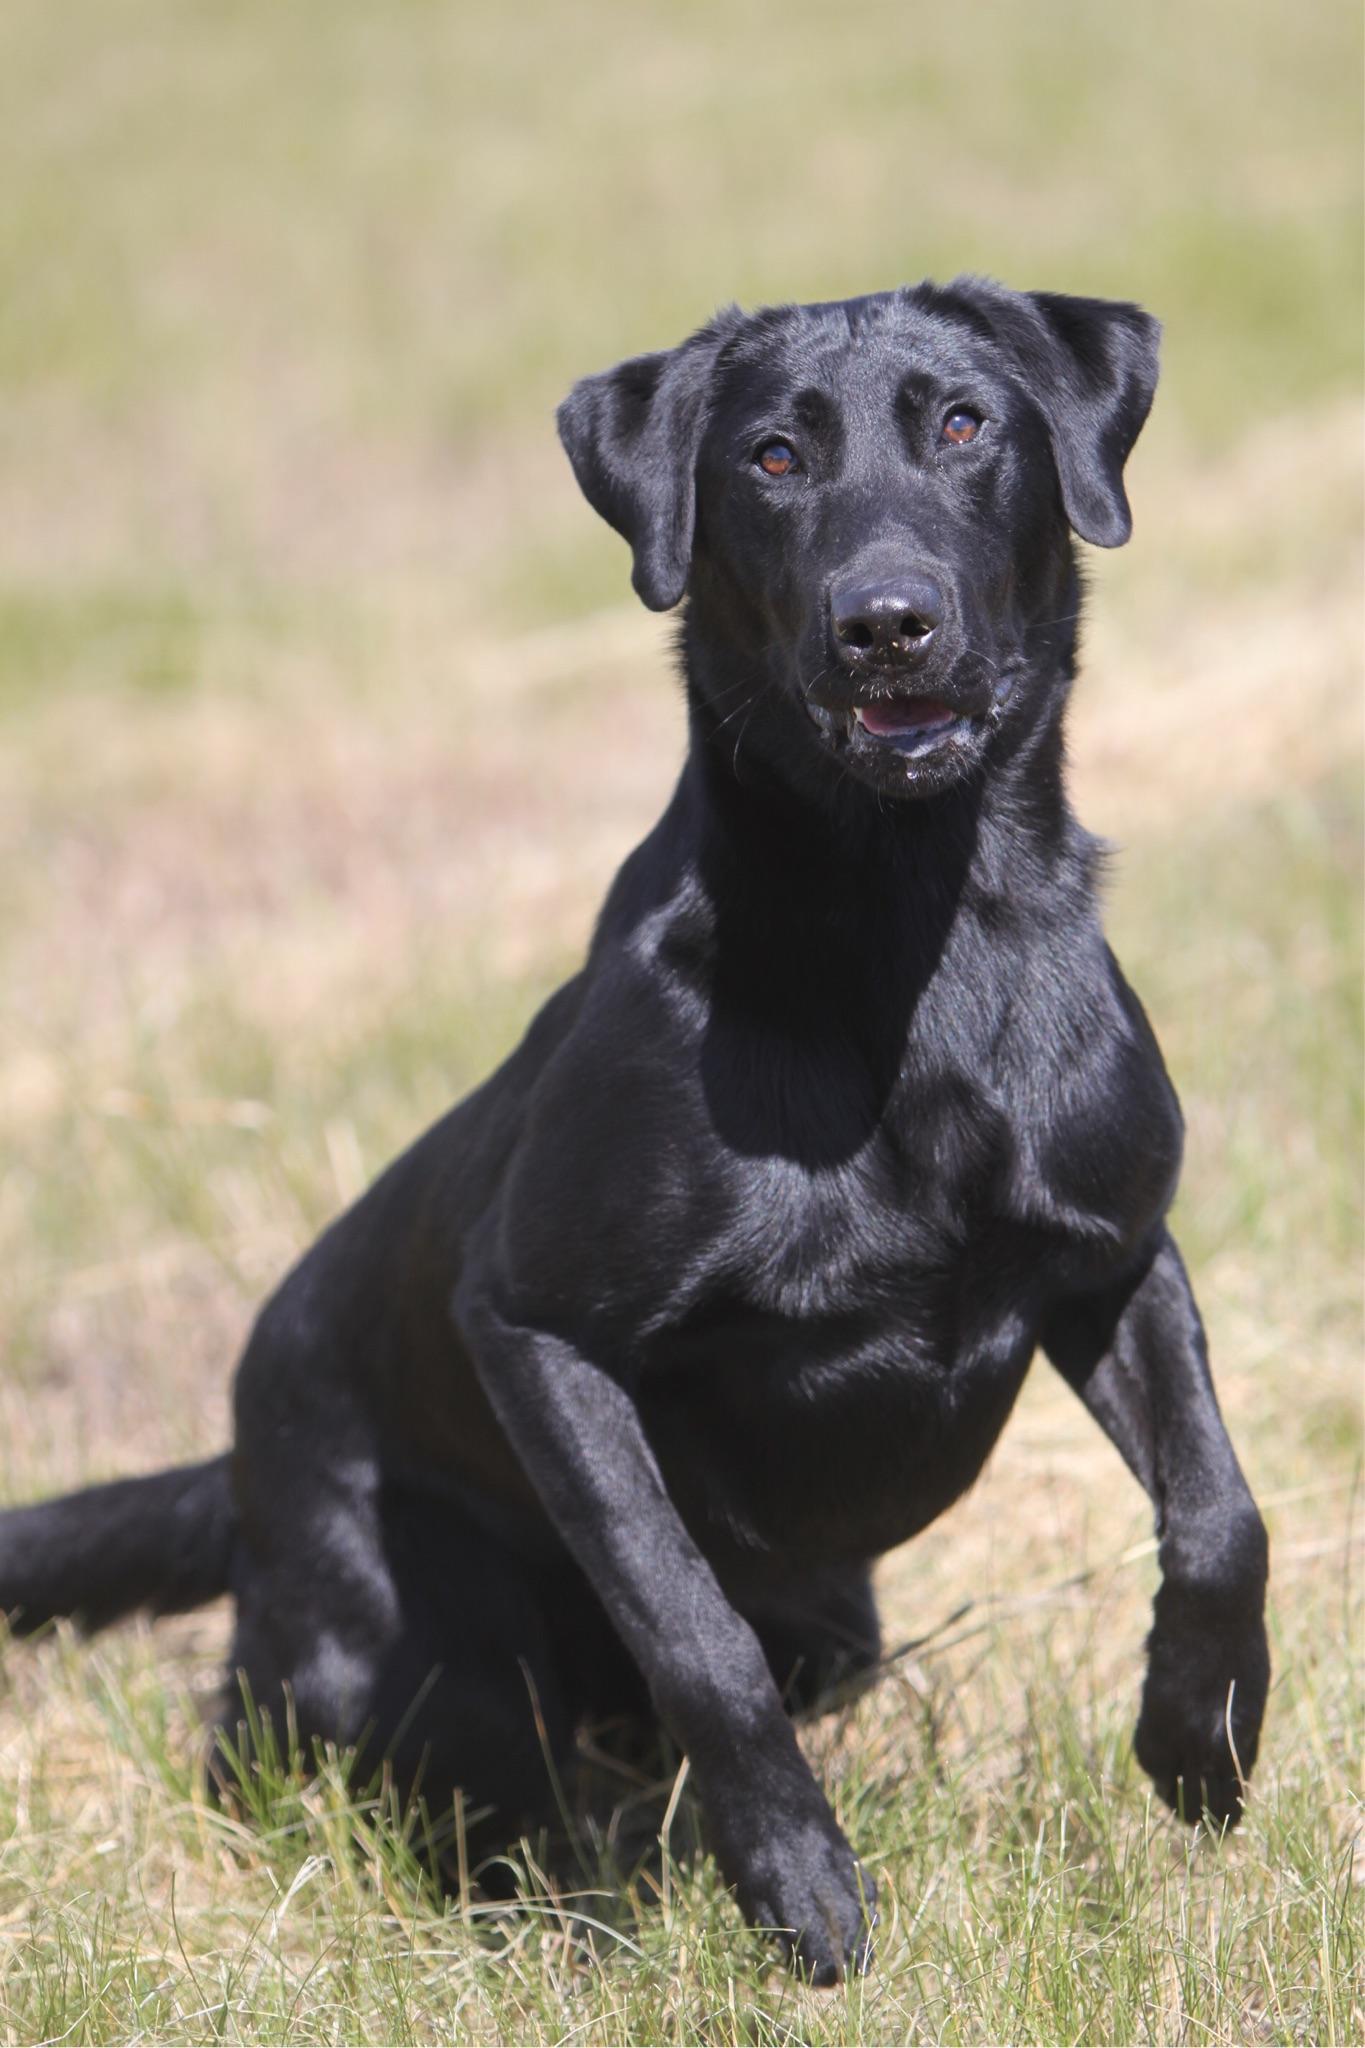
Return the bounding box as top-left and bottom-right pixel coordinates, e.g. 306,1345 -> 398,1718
0,278 -> 1270,1983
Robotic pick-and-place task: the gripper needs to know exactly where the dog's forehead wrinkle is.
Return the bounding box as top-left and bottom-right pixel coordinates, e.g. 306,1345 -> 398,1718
752,338 -> 986,442
716,291 -> 990,386
792,384 -> 837,429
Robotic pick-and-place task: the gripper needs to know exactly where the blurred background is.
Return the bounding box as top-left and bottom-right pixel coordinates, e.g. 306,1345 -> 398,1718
0,1 -> 1360,2039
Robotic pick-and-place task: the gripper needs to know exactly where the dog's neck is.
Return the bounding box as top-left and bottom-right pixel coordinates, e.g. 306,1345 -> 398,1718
590,611 -> 1103,1162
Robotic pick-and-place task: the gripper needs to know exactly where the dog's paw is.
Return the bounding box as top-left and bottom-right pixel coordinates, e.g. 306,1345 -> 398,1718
1134,1594 -> 1269,1829
730,1815 -> 877,1985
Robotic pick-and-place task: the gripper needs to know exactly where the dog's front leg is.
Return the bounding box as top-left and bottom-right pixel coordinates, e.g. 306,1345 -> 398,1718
1041,1228 -> 1269,1825
454,1282 -> 876,1982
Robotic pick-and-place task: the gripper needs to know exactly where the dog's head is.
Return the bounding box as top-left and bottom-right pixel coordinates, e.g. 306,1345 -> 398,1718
558,280 -> 1158,800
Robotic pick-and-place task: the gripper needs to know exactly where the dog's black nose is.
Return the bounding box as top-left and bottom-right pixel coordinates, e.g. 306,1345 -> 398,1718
830,575 -> 944,667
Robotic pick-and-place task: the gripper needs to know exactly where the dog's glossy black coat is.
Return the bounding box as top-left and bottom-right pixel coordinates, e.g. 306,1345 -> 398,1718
0,280 -> 1270,1983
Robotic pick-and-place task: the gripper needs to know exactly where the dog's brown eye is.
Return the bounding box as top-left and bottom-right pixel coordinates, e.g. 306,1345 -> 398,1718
941,410 -> 982,446
756,440 -> 798,477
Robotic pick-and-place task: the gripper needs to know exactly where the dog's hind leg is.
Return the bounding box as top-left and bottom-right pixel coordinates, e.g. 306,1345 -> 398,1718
742,1565 -> 882,1714
216,1270 -> 601,1864
219,1465 -> 588,1863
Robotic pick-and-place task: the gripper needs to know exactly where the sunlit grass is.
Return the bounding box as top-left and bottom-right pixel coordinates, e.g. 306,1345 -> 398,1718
0,1537 -> 1357,2042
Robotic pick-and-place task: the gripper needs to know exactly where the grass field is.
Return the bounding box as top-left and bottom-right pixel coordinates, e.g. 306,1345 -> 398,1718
1,1 -> 1362,2040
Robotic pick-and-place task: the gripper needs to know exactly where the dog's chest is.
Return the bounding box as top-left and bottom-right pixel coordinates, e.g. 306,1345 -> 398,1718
638,1125 -> 1016,1556
721,1150 -> 918,1316
636,1050 -> 1160,1566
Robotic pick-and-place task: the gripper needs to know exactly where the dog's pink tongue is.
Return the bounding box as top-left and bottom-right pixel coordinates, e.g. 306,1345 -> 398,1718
858,697 -> 955,736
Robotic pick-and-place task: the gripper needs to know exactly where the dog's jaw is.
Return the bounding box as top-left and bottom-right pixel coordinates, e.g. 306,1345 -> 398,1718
793,654 -> 1024,799
803,696 -> 991,794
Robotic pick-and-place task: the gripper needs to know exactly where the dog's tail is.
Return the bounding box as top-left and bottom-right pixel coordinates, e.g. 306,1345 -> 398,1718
0,1454 -> 236,1636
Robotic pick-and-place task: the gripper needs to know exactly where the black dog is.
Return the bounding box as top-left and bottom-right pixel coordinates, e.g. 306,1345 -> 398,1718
0,279 -> 1269,1983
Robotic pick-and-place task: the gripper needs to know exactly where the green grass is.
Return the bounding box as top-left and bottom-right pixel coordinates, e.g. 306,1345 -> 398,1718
0,1546 -> 1358,2042
0,0 -> 1361,2040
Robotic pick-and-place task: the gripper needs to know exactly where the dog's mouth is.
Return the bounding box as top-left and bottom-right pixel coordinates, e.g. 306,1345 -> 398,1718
798,655 -> 1017,794
847,694 -> 964,755
800,676 -> 999,794
813,690 -> 981,762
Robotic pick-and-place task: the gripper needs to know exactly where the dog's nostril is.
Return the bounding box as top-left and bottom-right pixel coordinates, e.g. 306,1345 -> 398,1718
832,576 -> 945,662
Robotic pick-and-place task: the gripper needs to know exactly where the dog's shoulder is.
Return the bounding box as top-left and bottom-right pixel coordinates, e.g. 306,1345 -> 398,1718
979,926 -> 1185,1267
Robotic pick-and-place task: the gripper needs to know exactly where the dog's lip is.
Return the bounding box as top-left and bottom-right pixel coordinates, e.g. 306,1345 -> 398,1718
806,669 -> 994,725
852,695 -> 957,738
802,691 -> 983,770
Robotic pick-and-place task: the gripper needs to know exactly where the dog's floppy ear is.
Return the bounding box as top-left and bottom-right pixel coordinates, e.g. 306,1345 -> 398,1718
1021,291 -> 1161,548
557,312 -> 738,611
